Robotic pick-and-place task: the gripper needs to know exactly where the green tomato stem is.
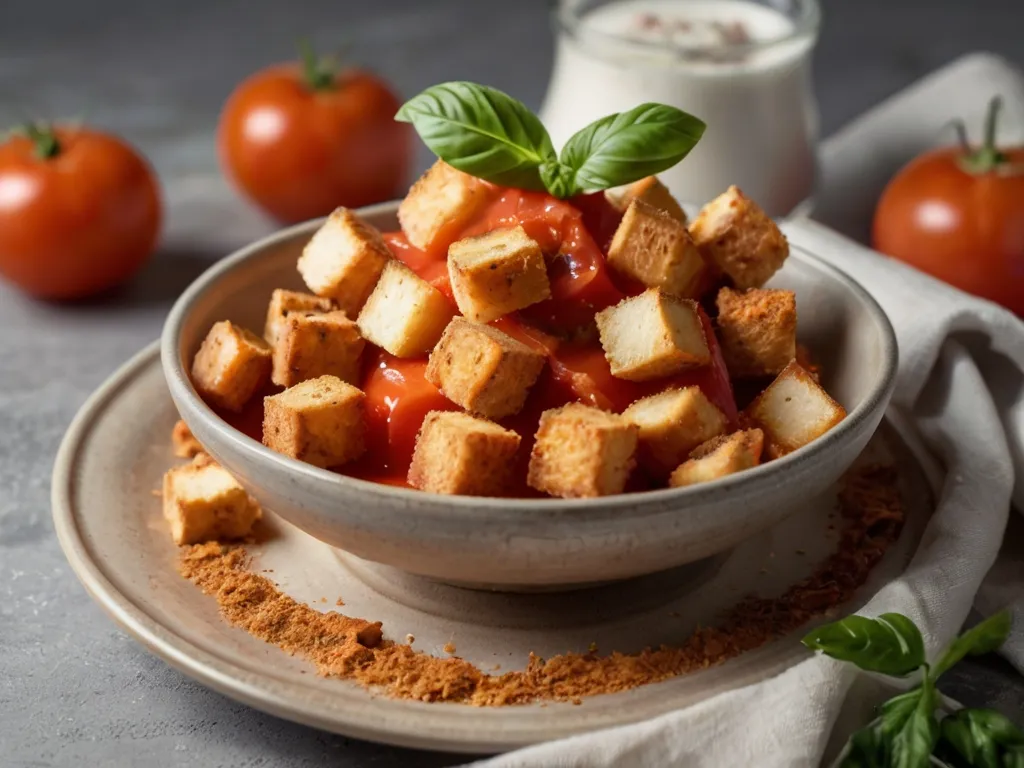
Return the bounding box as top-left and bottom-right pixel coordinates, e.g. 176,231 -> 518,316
958,96 -> 1008,175
10,122 -> 61,159
299,39 -> 334,91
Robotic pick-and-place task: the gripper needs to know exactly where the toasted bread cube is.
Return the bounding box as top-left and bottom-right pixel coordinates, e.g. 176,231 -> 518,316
264,289 -> 335,346
689,186 -> 789,289
607,199 -> 706,297
297,208 -> 392,316
263,375 -> 366,468
596,289 -> 711,382
398,161 -> 494,251
172,419 -> 204,458
447,226 -> 551,323
426,318 -> 546,419
745,362 -> 846,458
608,176 -> 687,224
191,321 -> 272,412
408,411 -> 522,495
622,387 -> 728,473
271,310 -> 365,388
527,404 -> 638,498
357,261 -> 454,358
716,287 -> 797,377
669,429 -> 764,488
162,461 -> 262,545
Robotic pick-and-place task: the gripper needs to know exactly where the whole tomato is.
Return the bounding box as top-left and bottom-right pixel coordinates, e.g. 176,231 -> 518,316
872,98 -> 1024,315
0,124 -> 161,301
218,43 -> 412,223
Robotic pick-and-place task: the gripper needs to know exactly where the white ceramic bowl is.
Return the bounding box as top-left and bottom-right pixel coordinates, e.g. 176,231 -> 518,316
162,201 -> 897,590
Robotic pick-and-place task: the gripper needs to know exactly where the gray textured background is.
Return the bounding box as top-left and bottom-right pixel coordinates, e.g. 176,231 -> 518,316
2,1 -> 1024,766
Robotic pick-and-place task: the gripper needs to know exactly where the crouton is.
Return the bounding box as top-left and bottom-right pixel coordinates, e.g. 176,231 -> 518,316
527,404 -> 638,498
407,411 -> 521,495
191,321 -> 272,412
172,419 -> 204,458
669,429 -> 765,488
426,318 -> 546,419
607,199 -> 706,297
271,310 -> 365,388
744,361 -> 846,458
715,287 -> 797,377
264,289 -> 334,346
595,289 -> 711,382
263,375 -> 366,468
297,207 -> 392,316
689,186 -> 789,289
608,176 -> 687,224
622,387 -> 728,473
398,161 -> 494,251
162,461 -> 262,545
448,226 -> 551,323
357,261 -> 454,358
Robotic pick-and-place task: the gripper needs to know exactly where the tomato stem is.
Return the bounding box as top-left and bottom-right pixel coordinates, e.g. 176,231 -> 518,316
299,39 -> 335,91
10,122 -> 61,159
958,96 -> 1008,175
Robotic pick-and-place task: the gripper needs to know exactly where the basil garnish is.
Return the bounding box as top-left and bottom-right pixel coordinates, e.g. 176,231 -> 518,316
802,613 -> 926,677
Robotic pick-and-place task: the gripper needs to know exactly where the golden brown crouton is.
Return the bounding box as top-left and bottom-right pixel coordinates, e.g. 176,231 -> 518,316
426,318 -> 546,419
271,310 -> 365,388
716,287 -> 797,377
398,161 -> 494,251
447,226 -> 551,323
407,411 -> 521,495
622,387 -> 728,473
263,375 -> 366,468
744,361 -> 846,459
689,186 -> 789,289
595,289 -> 711,382
607,199 -> 706,298
263,289 -> 335,346
162,461 -> 262,545
357,261 -> 454,358
527,404 -> 638,498
669,429 -> 764,488
171,419 -> 204,458
191,321 -> 272,412
608,176 -> 687,224
297,207 -> 392,316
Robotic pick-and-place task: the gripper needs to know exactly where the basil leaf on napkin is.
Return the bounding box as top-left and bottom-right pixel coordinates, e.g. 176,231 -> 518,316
939,708 -> 1024,768
840,687 -> 939,768
802,613 -> 926,677
932,612 -> 1012,679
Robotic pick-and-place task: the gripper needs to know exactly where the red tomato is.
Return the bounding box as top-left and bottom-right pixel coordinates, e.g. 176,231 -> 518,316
218,44 -> 412,223
0,124 -> 161,300
872,99 -> 1024,314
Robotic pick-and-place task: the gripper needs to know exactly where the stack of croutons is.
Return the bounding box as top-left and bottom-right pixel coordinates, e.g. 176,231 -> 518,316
188,162 -> 845,500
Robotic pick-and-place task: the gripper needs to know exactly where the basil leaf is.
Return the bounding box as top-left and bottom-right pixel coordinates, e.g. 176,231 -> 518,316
395,81 -> 555,190
939,709 -> 1024,768
840,688 -> 938,768
803,613 -> 926,676
557,103 -> 705,196
933,612 -> 1012,679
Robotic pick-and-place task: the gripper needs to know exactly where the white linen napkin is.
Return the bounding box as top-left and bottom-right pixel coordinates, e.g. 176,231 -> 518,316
474,54 -> 1024,767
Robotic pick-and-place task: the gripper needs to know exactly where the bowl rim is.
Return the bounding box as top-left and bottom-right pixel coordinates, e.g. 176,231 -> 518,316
161,201 -> 898,514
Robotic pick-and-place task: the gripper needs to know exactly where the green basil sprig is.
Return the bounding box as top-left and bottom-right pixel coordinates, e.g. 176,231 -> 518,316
938,708 -> 1024,768
803,613 -> 926,677
395,81 -> 705,199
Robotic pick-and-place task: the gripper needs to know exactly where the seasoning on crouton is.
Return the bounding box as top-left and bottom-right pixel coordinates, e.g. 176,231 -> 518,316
607,199 -> 706,297
271,310 -> 365,388
622,387 -> 728,473
191,321 -> 272,412
669,429 -> 764,488
263,375 -> 366,468
264,289 -> 335,346
398,160 -> 494,251
744,361 -> 846,458
689,185 -> 789,289
162,460 -> 262,545
608,176 -> 687,224
715,287 -> 797,377
407,411 -> 522,495
172,419 -> 203,458
357,260 -> 454,358
527,404 -> 639,498
447,226 -> 551,323
297,207 -> 392,316
595,289 -> 711,382
426,318 -> 546,419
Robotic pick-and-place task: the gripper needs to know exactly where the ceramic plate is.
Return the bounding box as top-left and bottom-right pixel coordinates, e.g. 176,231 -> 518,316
53,342 -> 932,753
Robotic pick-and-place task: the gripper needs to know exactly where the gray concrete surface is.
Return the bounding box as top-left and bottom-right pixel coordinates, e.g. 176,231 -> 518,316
1,0 -> 1023,765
